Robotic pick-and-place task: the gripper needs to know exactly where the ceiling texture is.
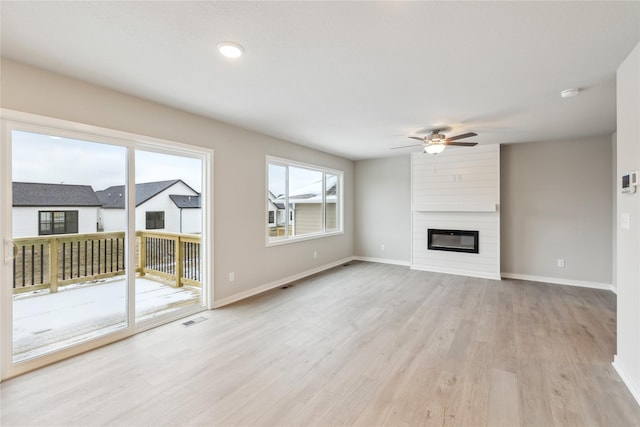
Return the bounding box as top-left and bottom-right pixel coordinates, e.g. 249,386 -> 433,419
1,1 -> 639,160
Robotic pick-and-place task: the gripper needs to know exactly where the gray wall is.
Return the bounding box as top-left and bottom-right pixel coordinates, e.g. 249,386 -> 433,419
354,156 -> 411,263
0,59 -> 355,303
501,136 -> 613,285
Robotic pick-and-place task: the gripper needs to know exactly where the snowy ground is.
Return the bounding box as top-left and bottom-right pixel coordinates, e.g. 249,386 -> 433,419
12,277 -> 201,362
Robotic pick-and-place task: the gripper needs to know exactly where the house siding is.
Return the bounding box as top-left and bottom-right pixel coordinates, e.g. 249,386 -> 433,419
292,203 -> 336,235
12,206 -> 99,238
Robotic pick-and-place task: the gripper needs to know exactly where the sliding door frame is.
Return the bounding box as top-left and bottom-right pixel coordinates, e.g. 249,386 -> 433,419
0,109 -> 214,380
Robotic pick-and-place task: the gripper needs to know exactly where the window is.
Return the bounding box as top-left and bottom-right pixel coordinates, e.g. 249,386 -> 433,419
146,211 -> 165,230
38,211 -> 78,235
267,156 -> 343,244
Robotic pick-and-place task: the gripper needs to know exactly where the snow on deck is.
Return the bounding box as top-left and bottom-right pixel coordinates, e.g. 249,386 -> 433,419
12,277 -> 201,362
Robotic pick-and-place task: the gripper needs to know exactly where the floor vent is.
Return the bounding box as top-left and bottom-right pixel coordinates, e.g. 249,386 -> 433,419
182,316 -> 207,327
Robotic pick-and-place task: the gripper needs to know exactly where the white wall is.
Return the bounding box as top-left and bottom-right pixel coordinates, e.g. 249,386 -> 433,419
501,136 -> 613,288
100,209 -> 126,233
613,41 -> 640,403
12,206 -> 98,238
411,145 -> 500,279
354,156 -> 411,264
181,209 -> 201,234
0,59 -> 355,304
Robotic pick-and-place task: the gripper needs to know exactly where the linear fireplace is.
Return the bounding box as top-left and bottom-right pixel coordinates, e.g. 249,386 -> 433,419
428,229 -> 479,254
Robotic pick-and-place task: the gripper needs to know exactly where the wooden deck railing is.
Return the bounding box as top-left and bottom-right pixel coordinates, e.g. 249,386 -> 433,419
12,231 -> 201,294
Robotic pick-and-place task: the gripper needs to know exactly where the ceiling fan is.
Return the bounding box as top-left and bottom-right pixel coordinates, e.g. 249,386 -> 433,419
392,128 -> 478,155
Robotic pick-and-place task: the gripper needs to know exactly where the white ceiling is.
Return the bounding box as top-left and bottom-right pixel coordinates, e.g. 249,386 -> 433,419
1,1 -> 639,160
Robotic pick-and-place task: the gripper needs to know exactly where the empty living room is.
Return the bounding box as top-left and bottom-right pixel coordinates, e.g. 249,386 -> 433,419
1,1 -> 640,426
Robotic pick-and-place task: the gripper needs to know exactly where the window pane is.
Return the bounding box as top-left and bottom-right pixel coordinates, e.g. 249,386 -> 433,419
39,211 -> 52,235
268,164 -> 288,238
66,211 -> 79,233
325,174 -> 338,231
289,166 -> 322,236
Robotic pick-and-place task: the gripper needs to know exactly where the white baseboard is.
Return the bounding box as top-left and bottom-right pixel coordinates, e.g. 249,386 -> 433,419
410,264 -> 501,281
212,256 -> 356,308
613,357 -> 640,407
500,272 -> 612,291
352,256 -> 410,267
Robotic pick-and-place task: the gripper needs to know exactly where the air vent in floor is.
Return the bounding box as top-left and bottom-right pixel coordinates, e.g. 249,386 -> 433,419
182,316 -> 208,327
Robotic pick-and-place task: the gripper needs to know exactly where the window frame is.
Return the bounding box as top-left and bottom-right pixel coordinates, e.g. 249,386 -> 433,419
145,211 -> 165,230
266,156 -> 343,246
38,210 -> 79,235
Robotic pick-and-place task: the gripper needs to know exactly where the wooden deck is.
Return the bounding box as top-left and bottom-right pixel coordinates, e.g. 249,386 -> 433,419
2,261 -> 639,426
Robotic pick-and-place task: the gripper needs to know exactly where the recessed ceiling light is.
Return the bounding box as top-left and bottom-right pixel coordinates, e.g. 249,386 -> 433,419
560,88 -> 580,98
217,41 -> 244,59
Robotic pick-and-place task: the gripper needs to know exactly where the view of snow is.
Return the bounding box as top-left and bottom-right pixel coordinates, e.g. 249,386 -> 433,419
13,277 -> 201,362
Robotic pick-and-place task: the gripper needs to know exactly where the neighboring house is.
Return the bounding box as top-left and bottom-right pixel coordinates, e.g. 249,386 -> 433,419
267,191 -> 285,226
12,182 -> 102,238
95,179 -> 201,234
274,182 -> 337,235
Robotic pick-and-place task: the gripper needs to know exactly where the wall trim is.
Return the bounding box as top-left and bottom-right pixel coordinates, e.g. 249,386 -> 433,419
613,357 -> 640,407
212,256 -> 356,308
500,272 -> 612,291
411,264 -> 501,281
352,256 -> 411,266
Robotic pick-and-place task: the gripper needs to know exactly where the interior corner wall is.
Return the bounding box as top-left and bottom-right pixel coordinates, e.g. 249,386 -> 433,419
500,136 -> 613,287
354,156 -> 411,264
613,41 -> 640,403
0,58 -> 355,303
612,132 -> 618,291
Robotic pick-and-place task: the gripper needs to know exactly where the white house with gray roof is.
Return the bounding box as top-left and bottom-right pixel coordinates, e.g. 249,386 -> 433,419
95,179 -> 201,234
12,180 -> 201,238
12,182 -> 102,238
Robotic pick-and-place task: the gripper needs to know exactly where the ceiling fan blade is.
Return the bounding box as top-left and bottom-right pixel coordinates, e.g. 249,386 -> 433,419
446,141 -> 478,147
408,136 -> 425,142
446,132 -> 477,142
391,143 -> 422,150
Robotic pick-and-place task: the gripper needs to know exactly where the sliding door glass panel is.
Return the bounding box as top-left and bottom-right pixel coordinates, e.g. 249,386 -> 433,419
11,130 -> 128,363
134,149 -> 203,324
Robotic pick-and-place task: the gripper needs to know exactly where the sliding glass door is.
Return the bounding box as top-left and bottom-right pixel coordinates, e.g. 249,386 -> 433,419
1,114 -> 210,379
10,130 -> 129,363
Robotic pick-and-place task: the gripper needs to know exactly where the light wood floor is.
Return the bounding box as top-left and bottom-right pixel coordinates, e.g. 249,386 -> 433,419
2,261 -> 640,426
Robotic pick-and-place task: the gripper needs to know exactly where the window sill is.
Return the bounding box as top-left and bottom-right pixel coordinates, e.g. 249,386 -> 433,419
266,230 -> 344,247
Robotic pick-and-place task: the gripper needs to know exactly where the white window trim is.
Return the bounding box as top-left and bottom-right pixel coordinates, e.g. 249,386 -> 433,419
265,155 -> 344,247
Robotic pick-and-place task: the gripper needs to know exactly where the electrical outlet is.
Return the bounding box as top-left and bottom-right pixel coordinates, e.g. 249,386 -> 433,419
229,272 -> 235,282
557,259 -> 565,268
313,251 -> 317,259
380,244 -> 385,251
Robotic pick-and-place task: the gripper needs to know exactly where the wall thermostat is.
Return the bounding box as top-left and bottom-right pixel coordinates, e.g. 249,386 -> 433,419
622,171 -> 638,193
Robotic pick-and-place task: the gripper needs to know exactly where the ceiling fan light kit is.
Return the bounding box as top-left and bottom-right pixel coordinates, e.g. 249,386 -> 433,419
424,144 -> 446,155
393,128 -> 479,155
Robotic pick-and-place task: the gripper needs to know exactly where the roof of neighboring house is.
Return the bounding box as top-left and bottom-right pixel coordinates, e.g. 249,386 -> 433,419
13,182 -> 102,207
275,181 -> 337,205
96,179 -> 198,208
169,194 -> 201,208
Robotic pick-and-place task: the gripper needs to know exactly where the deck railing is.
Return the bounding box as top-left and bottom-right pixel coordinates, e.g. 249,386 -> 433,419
12,231 -> 201,294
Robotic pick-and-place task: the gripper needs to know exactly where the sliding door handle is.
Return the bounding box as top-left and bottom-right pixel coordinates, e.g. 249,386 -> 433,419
4,238 -> 18,263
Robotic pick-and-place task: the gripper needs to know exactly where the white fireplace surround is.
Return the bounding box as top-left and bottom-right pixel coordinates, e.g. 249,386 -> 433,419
411,145 -> 500,280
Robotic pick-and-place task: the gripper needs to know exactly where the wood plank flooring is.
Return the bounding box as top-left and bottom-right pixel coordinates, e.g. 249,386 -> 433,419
2,261 -> 639,426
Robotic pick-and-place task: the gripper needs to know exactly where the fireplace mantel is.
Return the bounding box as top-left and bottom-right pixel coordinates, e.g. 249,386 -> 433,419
413,202 -> 497,213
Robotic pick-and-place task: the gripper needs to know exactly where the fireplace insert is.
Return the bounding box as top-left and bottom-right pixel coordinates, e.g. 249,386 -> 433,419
428,229 -> 479,254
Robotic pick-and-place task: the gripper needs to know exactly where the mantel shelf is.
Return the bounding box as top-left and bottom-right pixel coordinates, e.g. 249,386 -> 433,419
413,202 -> 497,213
